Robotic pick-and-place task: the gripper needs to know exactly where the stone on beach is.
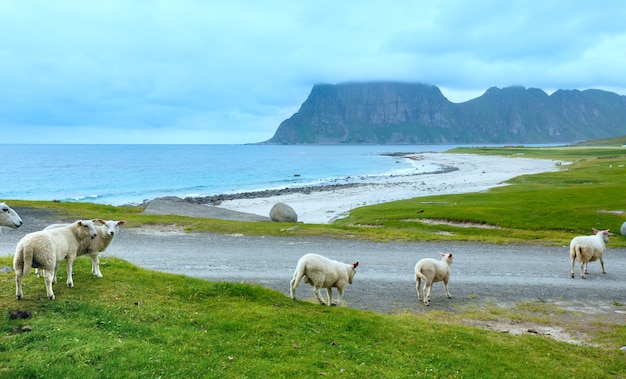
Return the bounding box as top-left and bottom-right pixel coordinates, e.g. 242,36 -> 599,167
270,202 -> 298,222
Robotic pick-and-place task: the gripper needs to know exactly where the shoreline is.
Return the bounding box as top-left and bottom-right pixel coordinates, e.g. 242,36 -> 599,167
166,153 -> 565,224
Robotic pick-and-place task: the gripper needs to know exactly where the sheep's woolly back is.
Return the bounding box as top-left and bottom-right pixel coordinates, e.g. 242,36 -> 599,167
0,202 -> 23,229
46,219 -> 126,256
415,253 -> 453,281
15,221 -> 97,275
569,229 -> 609,263
290,253 -> 359,306
14,220 -> 98,299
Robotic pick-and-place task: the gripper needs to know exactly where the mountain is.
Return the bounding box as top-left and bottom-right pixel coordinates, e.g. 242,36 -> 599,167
261,82 -> 626,144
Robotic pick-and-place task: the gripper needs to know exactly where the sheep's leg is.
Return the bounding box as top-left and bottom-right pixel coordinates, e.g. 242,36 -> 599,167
15,270 -> 23,300
570,257 -> 575,278
584,262 -> 589,275
579,261 -> 586,279
424,281 -> 433,306
313,286 -> 327,305
44,270 -> 55,300
416,276 -> 422,301
66,256 -> 75,288
90,253 -> 103,277
331,287 -> 341,306
443,279 -> 452,299
289,273 -> 302,300
52,261 -> 60,285
600,258 -> 606,274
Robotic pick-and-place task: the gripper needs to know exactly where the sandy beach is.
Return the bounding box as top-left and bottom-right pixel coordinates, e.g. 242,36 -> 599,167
203,153 -> 564,224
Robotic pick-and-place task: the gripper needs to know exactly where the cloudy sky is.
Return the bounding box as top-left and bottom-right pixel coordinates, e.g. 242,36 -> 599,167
1,1 -> 625,144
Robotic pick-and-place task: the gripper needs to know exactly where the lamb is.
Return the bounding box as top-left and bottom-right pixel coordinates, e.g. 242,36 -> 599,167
13,220 -> 98,300
415,253 -> 453,306
290,253 -> 359,306
570,228 -> 610,279
0,202 -> 23,229
44,219 -> 126,278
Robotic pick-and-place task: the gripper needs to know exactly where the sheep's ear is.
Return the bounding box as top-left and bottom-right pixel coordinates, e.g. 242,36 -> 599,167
118,220 -> 126,225
353,261 -> 359,269
96,219 -> 105,225
440,252 -> 446,257
448,253 -> 453,258
593,228 -> 599,234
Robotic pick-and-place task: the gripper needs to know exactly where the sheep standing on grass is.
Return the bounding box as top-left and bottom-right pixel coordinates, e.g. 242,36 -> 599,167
290,253 -> 359,306
0,202 -> 23,229
44,219 -> 126,278
415,253 -> 453,306
570,228 -> 610,279
13,220 -> 98,300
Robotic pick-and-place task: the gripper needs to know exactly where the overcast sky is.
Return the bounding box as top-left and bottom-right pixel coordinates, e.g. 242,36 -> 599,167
1,1 -> 625,144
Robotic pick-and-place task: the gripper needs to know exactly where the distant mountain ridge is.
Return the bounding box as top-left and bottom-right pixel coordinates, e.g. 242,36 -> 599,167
262,82 -> 626,144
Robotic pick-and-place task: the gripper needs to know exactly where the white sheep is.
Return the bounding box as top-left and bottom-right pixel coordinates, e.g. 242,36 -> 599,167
44,219 -> 126,278
290,253 -> 359,306
13,220 -> 98,300
415,253 -> 453,306
570,228 -> 610,279
0,202 -> 23,229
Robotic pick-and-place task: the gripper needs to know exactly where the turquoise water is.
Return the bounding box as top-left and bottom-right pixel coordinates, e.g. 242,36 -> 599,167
0,144 -> 461,205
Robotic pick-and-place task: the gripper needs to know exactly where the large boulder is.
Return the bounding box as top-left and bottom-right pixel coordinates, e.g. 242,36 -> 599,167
270,202 -> 298,222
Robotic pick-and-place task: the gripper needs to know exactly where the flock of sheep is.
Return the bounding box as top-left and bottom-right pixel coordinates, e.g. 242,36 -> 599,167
0,203 -> 125,300
0,202 -> 613,306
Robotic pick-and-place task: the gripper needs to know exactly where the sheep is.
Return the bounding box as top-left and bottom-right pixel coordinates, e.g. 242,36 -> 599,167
570,228 -> 610,279
13,220 -> 98,300
0,202 -> 23,229
415,253 -> 453,306
44,219 -> 126,278
290,253 -> 359,306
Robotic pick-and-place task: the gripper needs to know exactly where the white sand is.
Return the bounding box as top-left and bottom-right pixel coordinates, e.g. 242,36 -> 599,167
216,153 -> 565,224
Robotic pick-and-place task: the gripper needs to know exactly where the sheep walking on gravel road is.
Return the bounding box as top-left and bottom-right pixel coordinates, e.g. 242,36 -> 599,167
415,253 -> 453,306
290,253 -> 359,306
570,228 -> 610,279
0,202 -> 23,229
14,220 -> 98,300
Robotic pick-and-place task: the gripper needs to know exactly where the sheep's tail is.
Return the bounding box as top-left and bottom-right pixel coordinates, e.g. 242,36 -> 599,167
14,244 -> 33,276
415,269 -> 428,283
570,245 -> 583,263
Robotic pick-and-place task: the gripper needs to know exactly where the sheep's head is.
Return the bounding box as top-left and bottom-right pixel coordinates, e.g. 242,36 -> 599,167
348,261 -> 359,284
77,220 -> 98,239
593,228 -> 610,244
101,219 -> 126,236
441,252 -> 453,264
0,202 -> 23,229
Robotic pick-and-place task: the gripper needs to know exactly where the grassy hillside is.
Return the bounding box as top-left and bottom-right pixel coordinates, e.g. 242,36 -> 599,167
2,257 -> 625,378
336,145 -> 626,246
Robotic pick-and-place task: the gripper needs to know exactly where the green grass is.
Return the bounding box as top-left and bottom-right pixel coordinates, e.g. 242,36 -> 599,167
336,145 -> 626,246
2,257 -> 625,378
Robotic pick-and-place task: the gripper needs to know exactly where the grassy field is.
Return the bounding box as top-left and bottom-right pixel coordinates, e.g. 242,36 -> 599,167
2,144 -> 626,377
2,257 -> 625,378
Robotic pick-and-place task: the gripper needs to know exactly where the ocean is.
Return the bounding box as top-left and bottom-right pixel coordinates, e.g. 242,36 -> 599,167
0,144 -> 462,205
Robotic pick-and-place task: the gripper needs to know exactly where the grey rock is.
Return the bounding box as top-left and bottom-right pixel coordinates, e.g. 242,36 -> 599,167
621,221 -> 626,236
270,202 -> 298,222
